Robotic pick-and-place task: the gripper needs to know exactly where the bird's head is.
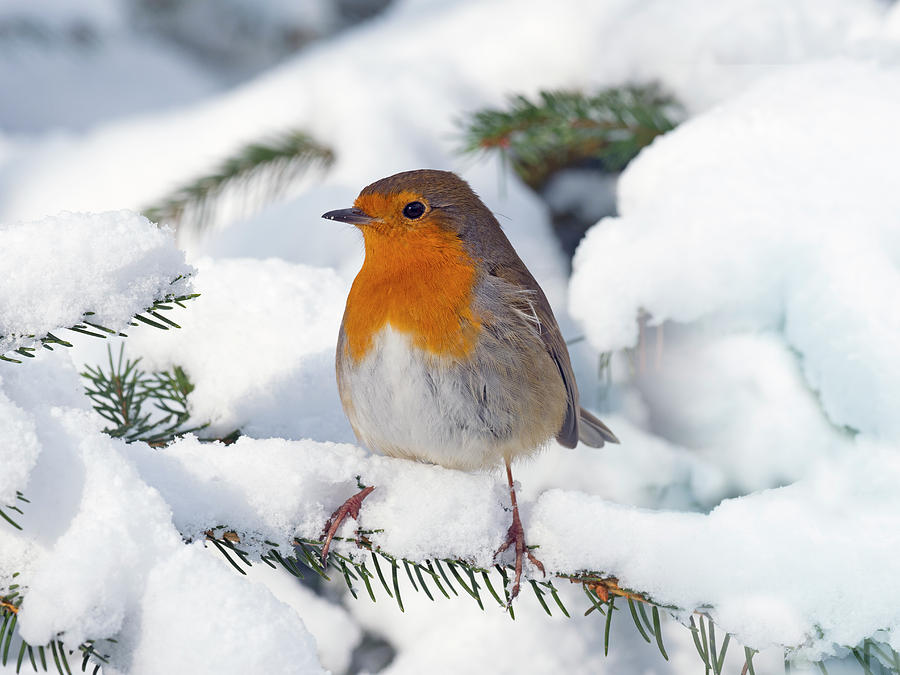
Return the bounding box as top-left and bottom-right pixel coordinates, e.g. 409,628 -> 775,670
322,169 -> 495,242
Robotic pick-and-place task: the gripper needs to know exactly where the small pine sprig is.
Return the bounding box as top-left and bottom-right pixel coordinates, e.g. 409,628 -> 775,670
0,492 -> 30,531
81,344 -> 209,446
0,276 -> 198,364
460,85 -> 681,189
144,130 -> 334,232
1,577 -> 110,675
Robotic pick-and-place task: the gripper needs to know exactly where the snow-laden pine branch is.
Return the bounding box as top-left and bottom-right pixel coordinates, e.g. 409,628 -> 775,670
0,211 -> 195,362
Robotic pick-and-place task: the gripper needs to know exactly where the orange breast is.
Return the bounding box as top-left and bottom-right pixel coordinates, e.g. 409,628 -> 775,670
342,223 -> 481,362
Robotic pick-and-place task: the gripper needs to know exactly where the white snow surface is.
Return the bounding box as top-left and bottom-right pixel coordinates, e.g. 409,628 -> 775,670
127,257 -> 353,442
0,353 -> 325,672
248,562 -> 362,674
0,387 -> 40,504
4,1 -> 900,673
533,438 -> 900,657
570,61 -> 900,441
566,57 -> 900,662
122,544 -> 323,675
0,211 -> 193,353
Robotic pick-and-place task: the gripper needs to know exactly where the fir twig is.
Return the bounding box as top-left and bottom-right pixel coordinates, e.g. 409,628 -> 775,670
0,276 -> 197,363
460,85 -> 681,189
0,584 -> 109,674
204,527 -> 900,675
144,129 -> 334,232
0,492 -> 28,531
81,344 -> 210,446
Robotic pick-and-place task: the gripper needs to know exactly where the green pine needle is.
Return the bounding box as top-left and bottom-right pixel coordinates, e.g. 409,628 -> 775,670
144,130 -> 334,232
211,531 -> 900,674
0,493 -> 28,532
0,278 -> 197,364
0,594 -> 108,675
743,646 -> 757,675
460,84 -> 681,189
80,344 -> 219,447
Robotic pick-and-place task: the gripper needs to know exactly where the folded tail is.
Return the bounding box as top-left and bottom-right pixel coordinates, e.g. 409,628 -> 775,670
578,407 -> 620,447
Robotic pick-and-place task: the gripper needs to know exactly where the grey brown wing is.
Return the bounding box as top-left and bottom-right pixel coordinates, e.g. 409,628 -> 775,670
490,263 -> 619,449
538,305 -> 620,447
538,309 -> 582,448
489,262 -> 582,448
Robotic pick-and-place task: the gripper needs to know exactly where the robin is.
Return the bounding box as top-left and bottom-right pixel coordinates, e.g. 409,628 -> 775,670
320,169 -> 618,599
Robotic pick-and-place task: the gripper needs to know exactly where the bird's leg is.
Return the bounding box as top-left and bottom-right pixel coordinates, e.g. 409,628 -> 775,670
319,485 -> 374,564
494,458 -> 545,600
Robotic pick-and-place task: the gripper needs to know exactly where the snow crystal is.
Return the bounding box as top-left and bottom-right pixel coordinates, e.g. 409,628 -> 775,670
0,211 -> 193,354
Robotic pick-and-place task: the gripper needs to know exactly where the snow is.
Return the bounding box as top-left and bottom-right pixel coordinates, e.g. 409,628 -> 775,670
123,545 -> 324,675
566,57 -> 900,663
0,388 -> 39,504
4,0 -> 900,673
126,257 -> 353,442
2,0 -> 895,226
19,409 -> 185,648
532,439 -> 900,657
0,0 -> 124,34
570,61 -> 900,439
248,563 -> 362,674
632,331 -> 853,495
347,579 -> 790,674
0,352 -> 325,672
0,211 -> 193,354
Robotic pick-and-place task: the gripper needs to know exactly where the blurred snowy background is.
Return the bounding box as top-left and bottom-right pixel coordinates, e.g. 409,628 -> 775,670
3,0 -> 900,673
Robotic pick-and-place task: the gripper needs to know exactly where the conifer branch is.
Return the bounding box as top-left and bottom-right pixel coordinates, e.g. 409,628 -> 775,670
460,85 -> 681,189
0,276 -> 198,364
0,492 -> 29,531
81,344 -> 211,446
143,130 -> 334,232
203,527 -> 900,675
5,523 -> 898,673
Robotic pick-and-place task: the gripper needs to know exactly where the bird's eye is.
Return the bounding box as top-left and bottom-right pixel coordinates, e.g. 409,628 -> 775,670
402,201 -> 426,219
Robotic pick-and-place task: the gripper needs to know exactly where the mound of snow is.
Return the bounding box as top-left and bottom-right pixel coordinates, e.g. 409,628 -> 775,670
0,211 -> 192,355
571,61 -> 900,441
0,353 -> 324,672
568,59 -> 900,658
127,257 -> 352,442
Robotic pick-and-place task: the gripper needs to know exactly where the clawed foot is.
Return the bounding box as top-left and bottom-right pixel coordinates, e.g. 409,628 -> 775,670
494,507 -> 545,601
319,485 -> 374,563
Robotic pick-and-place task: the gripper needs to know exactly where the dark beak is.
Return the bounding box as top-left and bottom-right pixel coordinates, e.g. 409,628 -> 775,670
321,207 -> 374,225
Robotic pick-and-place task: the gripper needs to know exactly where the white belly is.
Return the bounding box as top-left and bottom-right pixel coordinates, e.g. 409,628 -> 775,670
338,326 -> 524,470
